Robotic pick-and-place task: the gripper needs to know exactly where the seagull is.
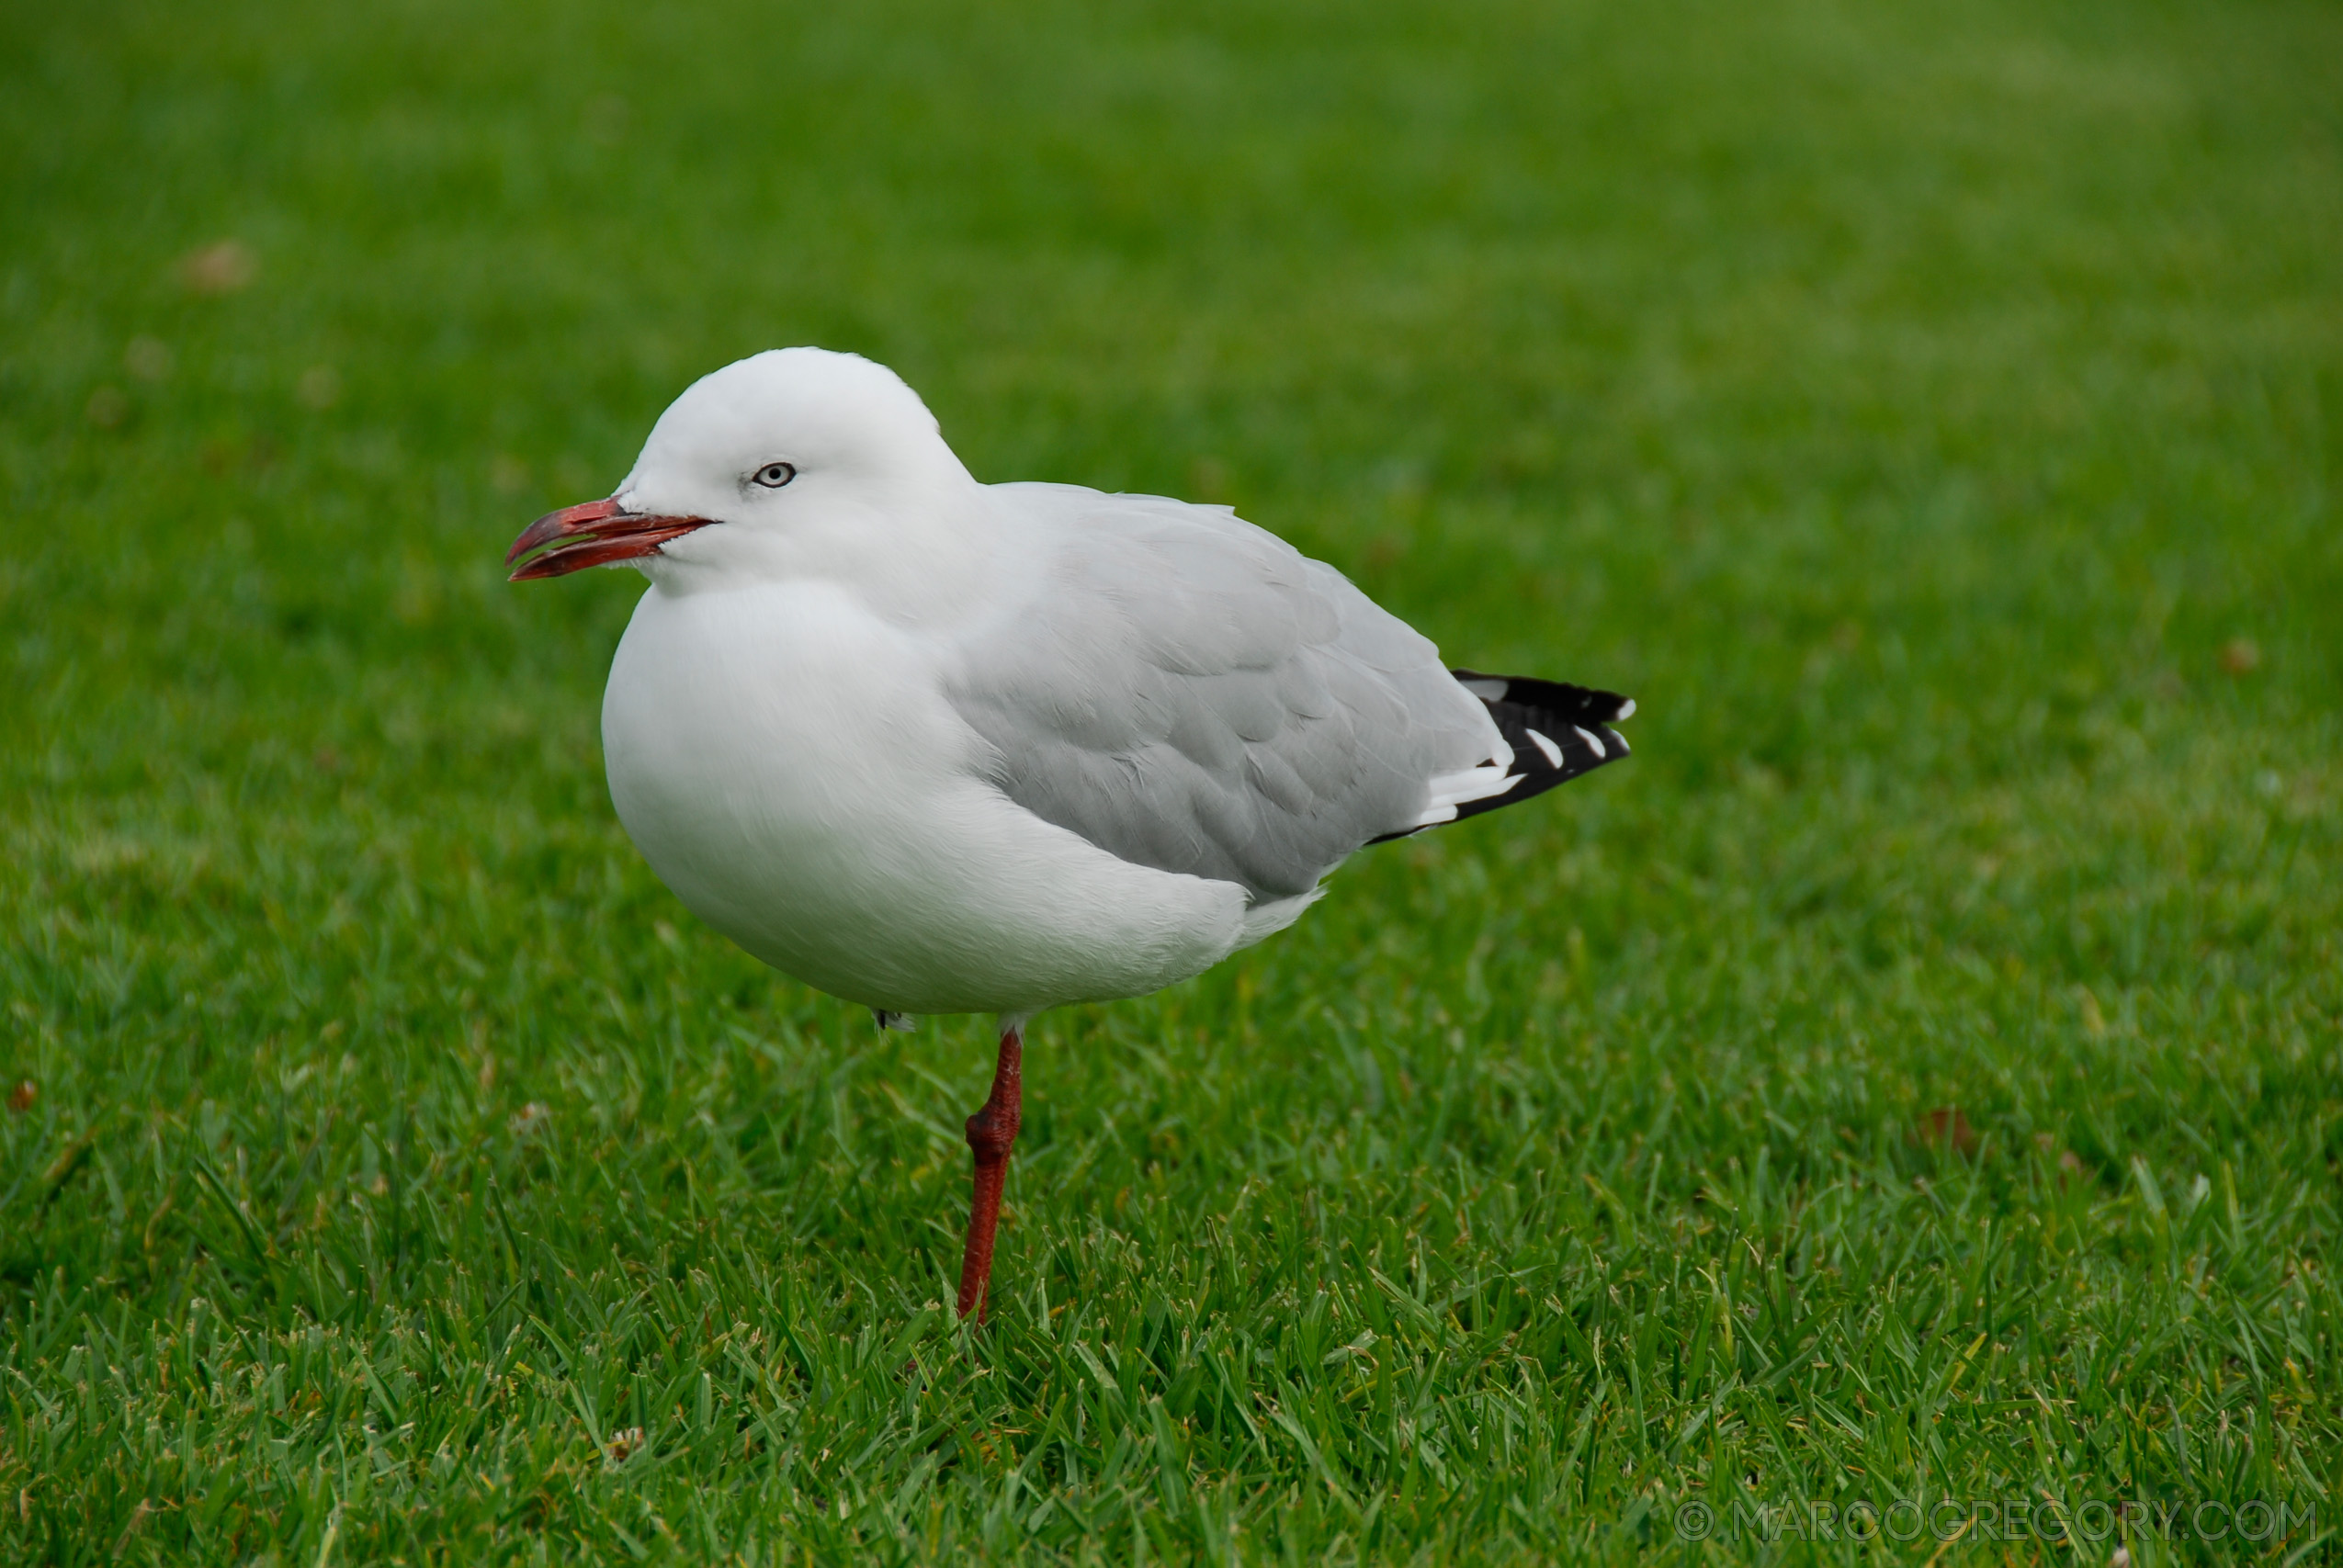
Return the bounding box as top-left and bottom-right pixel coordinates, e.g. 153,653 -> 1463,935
506,349 -> 1633,1322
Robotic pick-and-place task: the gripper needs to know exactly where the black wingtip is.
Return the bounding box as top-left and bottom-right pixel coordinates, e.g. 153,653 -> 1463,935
1364,670 -> 1636,846
1445,668 -> 1635,824
1450,670 -> 1636,728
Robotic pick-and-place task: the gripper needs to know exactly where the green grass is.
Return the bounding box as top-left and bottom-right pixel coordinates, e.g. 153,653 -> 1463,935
4,0 -> 2341,1560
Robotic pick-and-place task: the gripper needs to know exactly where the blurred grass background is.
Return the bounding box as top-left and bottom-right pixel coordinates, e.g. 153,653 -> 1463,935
3,0 -> 2339,1562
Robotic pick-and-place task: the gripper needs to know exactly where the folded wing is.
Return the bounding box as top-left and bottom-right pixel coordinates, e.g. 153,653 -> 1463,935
946,486 -> 1505,900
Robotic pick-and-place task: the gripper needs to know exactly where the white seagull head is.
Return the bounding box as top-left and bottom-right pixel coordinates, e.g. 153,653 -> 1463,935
505,347 -> 975,585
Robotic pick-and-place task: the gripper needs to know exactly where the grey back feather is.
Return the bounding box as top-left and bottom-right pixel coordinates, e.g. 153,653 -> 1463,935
946,485 -> 1498,900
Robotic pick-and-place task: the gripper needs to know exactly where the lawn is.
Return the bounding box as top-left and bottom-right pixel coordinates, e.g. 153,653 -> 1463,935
4,0 -> 2340,1561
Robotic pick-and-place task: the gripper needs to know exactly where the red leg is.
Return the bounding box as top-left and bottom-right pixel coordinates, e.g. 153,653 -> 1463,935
955,1026 -> 1023,1324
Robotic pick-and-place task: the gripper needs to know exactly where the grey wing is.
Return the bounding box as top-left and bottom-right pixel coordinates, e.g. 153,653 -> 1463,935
946,485 -> 1503,900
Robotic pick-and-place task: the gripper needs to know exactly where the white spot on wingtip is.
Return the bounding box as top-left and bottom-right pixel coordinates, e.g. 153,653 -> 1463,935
1524,728 -> 1564,768
1616,698 -> 1636,720
1573,725 -> 1607,758
1411,760 -> 1528,826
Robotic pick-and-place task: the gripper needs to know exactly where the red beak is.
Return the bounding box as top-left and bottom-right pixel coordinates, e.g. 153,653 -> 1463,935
505,498 -> 715,581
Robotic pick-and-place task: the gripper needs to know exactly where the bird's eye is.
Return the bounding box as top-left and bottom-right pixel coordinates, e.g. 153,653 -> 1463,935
751,461 -> 797,489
